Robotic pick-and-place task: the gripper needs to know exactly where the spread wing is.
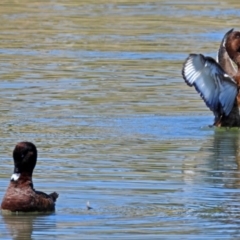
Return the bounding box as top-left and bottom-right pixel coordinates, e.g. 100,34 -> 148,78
217,28 -> 237,77
182,53 -> 237,116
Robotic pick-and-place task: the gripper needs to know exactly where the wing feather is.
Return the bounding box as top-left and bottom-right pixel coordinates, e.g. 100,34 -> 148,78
182,54 -> 237,116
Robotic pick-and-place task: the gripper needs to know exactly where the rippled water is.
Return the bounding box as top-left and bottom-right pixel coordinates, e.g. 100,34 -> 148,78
1,0 -> 240,239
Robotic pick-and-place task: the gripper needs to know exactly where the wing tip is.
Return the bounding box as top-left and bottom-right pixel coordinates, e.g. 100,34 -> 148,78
182,53 -> 204,87
182,54 -> 196,86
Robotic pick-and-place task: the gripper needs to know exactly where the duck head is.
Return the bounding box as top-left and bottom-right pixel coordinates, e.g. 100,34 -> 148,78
225,31 -> 240,66
11,142 -> 37,181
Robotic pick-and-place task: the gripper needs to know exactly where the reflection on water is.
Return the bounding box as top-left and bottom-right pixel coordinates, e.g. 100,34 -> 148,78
1,0 -> 240,239
1,214 -> 56,240
2,215 -> 34,240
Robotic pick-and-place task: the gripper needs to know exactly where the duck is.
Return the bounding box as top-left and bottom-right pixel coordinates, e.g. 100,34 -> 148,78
1,142 -> 58,213
182,29 -> 240,127
217,28 -> 237,77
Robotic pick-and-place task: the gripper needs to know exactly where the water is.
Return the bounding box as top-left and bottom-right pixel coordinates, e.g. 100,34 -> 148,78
0,0 -> 240,239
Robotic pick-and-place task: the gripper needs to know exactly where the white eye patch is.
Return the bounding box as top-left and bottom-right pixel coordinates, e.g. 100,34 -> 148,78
11,173 -> 20,181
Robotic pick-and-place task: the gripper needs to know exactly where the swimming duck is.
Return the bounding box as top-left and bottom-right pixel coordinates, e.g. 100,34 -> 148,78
1,142 -> 58,213
182,30 -> 240,127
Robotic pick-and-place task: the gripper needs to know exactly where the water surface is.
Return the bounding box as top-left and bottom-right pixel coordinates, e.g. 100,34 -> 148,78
1,0 -> 240,239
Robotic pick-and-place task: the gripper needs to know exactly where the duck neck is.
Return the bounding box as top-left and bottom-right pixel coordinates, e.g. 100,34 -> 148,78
11,172 -> 32,182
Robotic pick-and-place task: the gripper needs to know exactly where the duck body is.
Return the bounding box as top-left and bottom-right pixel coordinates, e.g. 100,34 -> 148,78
1,142 -> 58,213
182,30 -> 240,127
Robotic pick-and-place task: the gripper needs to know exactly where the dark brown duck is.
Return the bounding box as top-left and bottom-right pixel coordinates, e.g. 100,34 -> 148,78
1,142 -> 58,212
182,30 -> 240,127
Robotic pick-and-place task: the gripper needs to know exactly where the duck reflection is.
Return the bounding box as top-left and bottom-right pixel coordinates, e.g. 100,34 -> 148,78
181,129 -> 240,227
182,129 -> 240,188
204,130 -> 240,178
1,213 -> 55,240
198,130 -> 240,226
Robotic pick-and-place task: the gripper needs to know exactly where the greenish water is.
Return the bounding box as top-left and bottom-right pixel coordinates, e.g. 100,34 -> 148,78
1,0 -> 240,239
